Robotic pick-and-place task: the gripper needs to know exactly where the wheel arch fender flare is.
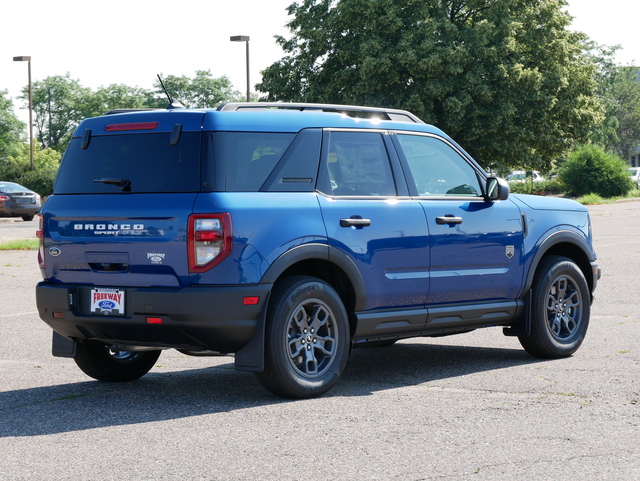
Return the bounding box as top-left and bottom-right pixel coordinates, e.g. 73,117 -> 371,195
522,229 -> 596,297
260,243 -> 367,311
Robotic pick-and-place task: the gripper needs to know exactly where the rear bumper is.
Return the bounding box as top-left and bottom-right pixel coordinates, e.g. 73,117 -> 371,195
36,281 -> 271,354
0,203 -> 40,217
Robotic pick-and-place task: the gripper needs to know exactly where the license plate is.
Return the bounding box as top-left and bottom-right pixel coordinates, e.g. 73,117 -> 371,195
90,288 -> 125,315
16,197 -> 34,205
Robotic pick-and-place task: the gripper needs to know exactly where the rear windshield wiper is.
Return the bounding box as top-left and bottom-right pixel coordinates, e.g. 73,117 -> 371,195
93,178 -> 132,192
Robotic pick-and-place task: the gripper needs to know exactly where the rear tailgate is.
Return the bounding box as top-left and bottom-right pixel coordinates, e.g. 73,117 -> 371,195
42,193 -> 197,288
41,110 -> 206,288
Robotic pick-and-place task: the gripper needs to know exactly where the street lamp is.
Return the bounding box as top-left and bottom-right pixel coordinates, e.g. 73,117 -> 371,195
230,36 -> 250,102
13,56 -> 34,171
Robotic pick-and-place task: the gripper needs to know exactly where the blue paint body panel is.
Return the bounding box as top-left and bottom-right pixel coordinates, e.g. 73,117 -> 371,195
37,104 -> 599,372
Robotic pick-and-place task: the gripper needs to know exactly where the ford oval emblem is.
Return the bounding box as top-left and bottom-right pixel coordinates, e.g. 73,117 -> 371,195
48,247 -> 62,257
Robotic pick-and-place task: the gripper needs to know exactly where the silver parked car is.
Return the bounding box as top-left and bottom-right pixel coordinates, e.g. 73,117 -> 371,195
0,181 -> 42,221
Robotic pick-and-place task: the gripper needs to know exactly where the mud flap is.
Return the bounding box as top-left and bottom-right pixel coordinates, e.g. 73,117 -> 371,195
503,290 -> 531,337
52,331 -> 77,358
234,292 -> 270,372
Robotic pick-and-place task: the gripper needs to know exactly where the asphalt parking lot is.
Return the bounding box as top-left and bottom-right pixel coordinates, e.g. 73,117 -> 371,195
0,203 -> 638,481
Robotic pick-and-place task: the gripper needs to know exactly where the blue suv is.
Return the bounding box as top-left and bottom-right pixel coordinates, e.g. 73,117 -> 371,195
35,102 -> 600,398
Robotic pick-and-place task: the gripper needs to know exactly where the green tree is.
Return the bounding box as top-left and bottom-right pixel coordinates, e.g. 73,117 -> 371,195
0,90 -> 26,161
586,44 -> 621,150
258,0 -> 603,171
81,84 -> 160,118
19,73 -> 90,153
587,42 -> 640,163
154,70 -> 242,108
0,143 -> 61,196
558,144 -> 633,198
603,66 -> 640,160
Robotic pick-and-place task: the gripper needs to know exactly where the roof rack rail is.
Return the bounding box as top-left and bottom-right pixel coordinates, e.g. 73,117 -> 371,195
216,102 -> 424,124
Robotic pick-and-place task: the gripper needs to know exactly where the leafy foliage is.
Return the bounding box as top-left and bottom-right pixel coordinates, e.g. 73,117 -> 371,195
508,177 -> 564,195
0,143 -> 60,196
15,71 -> 244,153
0,90 -> 26,161
587,45 -> 640,159
21,74 -> 91,153
154,70 -> 242,108
258,0 -> 603,171
82,84 -> 160,118
603,66 -> 640,159
558,144 -> 633,198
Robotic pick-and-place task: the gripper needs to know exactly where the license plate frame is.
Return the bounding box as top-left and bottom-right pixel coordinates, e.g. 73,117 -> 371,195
90,288 -> 125,316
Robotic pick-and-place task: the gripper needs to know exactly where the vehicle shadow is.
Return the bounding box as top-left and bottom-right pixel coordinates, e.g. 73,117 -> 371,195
0,341 -> 541,438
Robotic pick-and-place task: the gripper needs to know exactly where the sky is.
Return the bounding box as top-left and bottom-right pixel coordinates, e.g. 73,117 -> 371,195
2,0 -> 640,122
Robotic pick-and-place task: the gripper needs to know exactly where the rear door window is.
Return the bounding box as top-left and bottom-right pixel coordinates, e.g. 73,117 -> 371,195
55,133 -> 202,194
319,131 -> 397,196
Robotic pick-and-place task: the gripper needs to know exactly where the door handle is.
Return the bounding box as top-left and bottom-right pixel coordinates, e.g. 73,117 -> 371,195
340,216 -> 371,228
436,215 -> 463,225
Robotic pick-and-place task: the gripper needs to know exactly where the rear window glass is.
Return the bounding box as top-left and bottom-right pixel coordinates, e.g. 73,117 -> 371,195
0,182 -> 30,193
54,133 -> 201,194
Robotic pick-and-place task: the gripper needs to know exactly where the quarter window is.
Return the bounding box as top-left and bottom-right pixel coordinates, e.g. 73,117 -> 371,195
225,132 -> 295,191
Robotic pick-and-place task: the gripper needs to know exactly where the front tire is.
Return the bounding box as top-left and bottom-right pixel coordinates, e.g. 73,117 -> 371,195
519,256 -> 590,358
74,342 -> 161,382
256,276 -> 350,399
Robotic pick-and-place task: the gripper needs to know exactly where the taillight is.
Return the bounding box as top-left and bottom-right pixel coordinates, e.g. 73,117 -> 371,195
0,195 -> 10,201
188,214 -> 232,273
36,214 -> 45,269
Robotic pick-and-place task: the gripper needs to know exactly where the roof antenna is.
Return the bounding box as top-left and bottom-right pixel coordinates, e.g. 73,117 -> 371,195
157,74 -> 185,109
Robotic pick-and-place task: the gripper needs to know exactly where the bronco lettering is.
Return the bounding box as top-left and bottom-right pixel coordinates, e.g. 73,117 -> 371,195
74,224 -> 144,231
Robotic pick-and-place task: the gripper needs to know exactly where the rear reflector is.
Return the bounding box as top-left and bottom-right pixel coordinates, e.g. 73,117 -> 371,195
105,122 -> 159,132
195,231 -> 222,242
243,296 -> 260,306
53,312 -> 64,319
146,317 -> 163,324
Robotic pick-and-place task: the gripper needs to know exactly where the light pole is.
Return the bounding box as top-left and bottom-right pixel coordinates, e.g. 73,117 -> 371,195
230,36 -> 250,102
13,56 -> 34,171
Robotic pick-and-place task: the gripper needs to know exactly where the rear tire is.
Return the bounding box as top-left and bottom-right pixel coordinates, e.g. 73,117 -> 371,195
74,342 -> 161,382
519,256 -> 590,358
22,214 -> 34,221
255,276 -> 350,399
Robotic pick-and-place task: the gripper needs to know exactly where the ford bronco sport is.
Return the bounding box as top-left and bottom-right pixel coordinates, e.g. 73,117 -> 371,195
36,102 -> 600,398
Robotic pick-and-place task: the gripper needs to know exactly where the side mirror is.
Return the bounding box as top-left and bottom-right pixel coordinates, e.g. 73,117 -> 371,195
486,177 -> 509,201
